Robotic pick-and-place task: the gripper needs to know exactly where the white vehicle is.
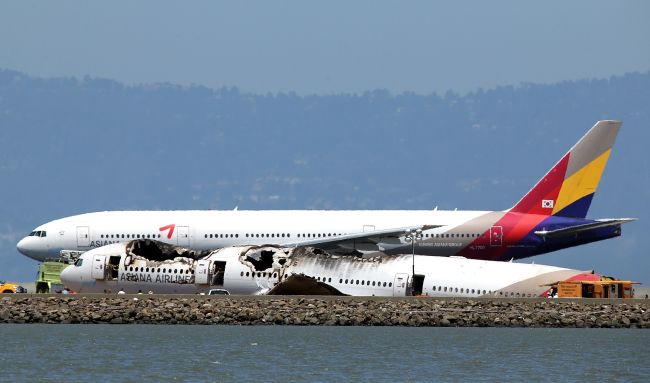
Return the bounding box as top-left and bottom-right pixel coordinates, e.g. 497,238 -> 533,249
207,289 -> 230,295
60,240 -> 595,297
19,121 -> 634,263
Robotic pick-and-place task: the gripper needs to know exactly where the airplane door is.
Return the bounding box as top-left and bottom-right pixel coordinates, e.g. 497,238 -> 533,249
77,226 -> 90,247
490,226 -> 503,247
177,226 -> 190,247
393,273 -> 409,296
91,255 -> 106,280
195,260 -> 211,284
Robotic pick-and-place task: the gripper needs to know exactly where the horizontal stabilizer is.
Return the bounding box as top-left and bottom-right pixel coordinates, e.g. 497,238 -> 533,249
534,218 -> 636,238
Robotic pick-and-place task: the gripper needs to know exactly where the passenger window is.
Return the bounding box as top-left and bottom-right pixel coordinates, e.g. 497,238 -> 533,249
388,282 -> 392,287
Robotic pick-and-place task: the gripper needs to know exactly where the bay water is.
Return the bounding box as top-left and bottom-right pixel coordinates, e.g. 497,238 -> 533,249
1,325 -> 648,382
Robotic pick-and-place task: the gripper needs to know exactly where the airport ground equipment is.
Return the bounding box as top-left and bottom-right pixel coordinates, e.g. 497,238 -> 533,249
553,279 -> 639,299
35,260 -> 68,293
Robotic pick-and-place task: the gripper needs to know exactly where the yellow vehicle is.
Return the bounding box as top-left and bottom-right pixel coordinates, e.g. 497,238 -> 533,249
0,281 -> 26,294
554,279 -> 639,299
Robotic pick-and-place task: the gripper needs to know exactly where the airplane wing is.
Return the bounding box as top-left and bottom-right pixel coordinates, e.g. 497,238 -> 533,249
284,224 -> 443,250
534,218 -> 636,238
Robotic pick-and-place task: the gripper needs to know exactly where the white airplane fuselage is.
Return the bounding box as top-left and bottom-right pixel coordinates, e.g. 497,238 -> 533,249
18,209 -> 490,259
61,242 -> 589,297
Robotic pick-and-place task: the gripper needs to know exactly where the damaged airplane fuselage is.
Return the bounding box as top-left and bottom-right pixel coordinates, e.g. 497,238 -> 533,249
60,240 -> 594,297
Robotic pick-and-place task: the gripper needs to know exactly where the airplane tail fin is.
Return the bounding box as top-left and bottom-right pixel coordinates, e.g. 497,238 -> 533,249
509,120 -> 621,218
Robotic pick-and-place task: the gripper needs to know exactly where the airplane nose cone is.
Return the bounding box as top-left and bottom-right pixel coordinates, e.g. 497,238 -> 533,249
60,265 -> 81,292
16,237 -> 29,256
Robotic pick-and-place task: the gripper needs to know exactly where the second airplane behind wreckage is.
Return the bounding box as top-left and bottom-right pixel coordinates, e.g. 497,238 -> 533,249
61,239 -> 600,297
18,120 -> 634,263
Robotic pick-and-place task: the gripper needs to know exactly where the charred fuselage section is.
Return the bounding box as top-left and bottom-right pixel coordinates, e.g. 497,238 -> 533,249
112,240 -> 396,294
126,239 -> 210,263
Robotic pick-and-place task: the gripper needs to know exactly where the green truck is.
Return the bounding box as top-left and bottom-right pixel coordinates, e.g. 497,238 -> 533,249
35,260 -> 68,293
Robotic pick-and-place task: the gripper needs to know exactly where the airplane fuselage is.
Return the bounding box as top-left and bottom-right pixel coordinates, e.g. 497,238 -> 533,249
61,242 -> 592,297
17,209 -> 621,262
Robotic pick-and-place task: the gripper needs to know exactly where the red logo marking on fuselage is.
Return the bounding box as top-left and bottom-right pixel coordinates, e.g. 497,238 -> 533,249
159,224 -> 176,239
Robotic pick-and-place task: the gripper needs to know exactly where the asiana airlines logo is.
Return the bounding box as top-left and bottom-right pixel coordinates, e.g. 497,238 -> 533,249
541,199 -> 554,209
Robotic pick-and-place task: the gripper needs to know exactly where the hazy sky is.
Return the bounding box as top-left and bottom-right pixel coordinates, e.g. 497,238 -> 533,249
1,1 -> 648,94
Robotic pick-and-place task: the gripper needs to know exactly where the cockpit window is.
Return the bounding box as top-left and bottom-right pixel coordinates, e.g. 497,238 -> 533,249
28,231 -> 47,237
74,258 -> 84,267
40,231 -> 46,237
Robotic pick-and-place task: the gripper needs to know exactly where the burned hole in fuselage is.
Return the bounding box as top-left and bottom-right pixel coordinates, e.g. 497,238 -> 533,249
126,239 -> 210,262
245,250 -> 276,271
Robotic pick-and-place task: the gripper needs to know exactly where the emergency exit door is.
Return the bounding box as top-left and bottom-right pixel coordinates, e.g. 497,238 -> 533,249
393,273 -> 409,296
77,226 -> 90,247
195,260 -> 211,284
177,226 -> 190,247
91,256 -> 106,279
490,226 -> 503,247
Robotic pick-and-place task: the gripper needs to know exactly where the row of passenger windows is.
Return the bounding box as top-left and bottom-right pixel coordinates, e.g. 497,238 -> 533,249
101,232 -> 486,241
205,234 -> 240,238
241,271 -> 280,279
126,265 -> 191,274
432,286 -> 535,298
237,271 -> 392,288
101,234 -> 162,239
433,286 -> 489,295
425,233 -> 485,238
337,278 -> 393,287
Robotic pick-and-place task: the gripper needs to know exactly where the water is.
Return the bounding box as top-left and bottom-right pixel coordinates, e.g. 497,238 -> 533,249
1,325 -> 648,382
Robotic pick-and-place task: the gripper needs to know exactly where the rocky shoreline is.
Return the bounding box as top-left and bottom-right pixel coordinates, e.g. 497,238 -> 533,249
1,296 -> 649,327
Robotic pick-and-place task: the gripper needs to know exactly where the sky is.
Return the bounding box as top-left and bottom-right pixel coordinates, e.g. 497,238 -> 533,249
0,1 -> 649,95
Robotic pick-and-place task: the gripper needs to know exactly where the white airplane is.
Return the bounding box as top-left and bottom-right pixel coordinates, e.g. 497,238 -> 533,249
60,239 -> 596,297
18,120 -> 634,263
